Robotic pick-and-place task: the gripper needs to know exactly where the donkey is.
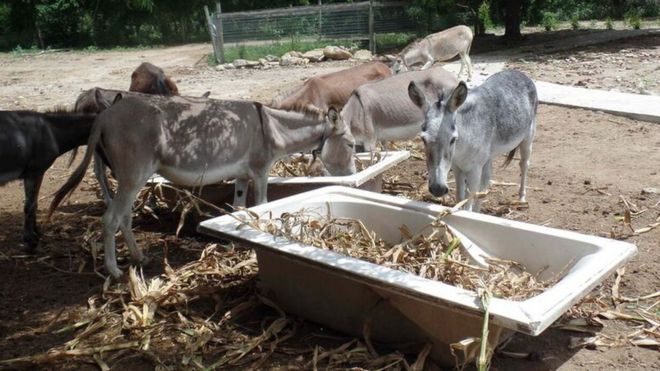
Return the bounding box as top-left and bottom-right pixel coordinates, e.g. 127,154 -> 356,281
408,70 -> 538,212
49,95 -> 353,278
271,62 -> 392,114
336,67 -> 458,167
74,88 -> 210,205
392,25 -> 473,80
0,108 -> 100,250
129,62 -> 179,95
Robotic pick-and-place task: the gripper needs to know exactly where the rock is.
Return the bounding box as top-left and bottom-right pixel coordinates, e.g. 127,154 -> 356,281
323,46 -> 352,60
641,187 -> 660,195
215,64 -> 225,71
258,58 -> 268,66
233,59 -> 249,68
280,55 -> 308,66
282,51 -> 304,59
302,48 -> 325,62
353,49 -> 372,61
265,54 -> 280,62
223,63 -> 235,69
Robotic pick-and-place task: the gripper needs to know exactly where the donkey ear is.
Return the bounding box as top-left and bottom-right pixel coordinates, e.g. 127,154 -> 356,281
112,93 -> 123,104
327,107 -> 344,130
201,91 -> 211,98
449,82 -> 468,112
408,81 -> 428,111
95,89 -> 114,110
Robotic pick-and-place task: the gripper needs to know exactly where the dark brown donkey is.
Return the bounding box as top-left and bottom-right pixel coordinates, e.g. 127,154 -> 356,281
0,108 -> 101,250
129,62 -> 180,95
271,62 -> 392,114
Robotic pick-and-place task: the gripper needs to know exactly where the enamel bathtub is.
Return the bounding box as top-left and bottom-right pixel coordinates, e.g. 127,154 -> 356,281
197,186 -> 636,366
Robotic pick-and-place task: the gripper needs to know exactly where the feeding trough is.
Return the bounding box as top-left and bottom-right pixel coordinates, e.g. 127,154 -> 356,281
197,186 -> 637,366
147,151 -> 409,207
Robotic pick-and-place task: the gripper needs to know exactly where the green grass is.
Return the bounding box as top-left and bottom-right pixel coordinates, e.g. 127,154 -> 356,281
210,32 -> 416,65
374,32 -> 418,54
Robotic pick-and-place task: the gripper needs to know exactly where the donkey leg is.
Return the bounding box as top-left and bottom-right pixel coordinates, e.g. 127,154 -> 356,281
421,60 -> 434,70
94,152 -> 113,206
458,53 -> 466,78
465,53 -> 473,80
480,160 -> 492,192
233,179 -> 249,207
22,175 -> 44,251
252,173 -> 269,206
465,168 -> 483,212
454,169 -> 467,204
120,211 -> 148,266
518,138 -> 534,203
459,52 -> 473,80
102,200 -> 124,279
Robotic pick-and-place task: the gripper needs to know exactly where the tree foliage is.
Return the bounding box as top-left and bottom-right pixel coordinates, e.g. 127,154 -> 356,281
0,0 -> 656,51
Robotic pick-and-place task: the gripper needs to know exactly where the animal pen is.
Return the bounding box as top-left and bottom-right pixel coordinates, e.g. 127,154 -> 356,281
204,1 -> 417,63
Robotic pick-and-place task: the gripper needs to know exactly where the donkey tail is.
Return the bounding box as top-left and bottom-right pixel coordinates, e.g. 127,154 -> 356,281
48,118 -> 103,218
502,147 -> 517,168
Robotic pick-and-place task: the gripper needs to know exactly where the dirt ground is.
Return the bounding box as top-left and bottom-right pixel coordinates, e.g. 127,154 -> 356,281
0,29 -> 659,370
507,34 -> 660,95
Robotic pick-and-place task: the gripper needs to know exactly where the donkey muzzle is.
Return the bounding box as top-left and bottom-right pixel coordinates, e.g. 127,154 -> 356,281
429,183 -> 449,197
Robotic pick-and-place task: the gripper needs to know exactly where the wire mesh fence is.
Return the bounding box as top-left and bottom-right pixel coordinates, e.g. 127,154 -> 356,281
205,1 -> 420,63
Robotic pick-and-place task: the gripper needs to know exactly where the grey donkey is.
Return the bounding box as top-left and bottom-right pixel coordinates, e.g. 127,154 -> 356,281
408,70 -> 538,212
50,93 -> 354,278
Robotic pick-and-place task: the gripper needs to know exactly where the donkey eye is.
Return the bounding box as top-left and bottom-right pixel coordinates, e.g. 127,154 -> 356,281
435,100 -> 442,109
450,137 -> 456,145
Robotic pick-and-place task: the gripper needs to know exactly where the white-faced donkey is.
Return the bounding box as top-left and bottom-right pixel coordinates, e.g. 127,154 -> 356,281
408,70 -> 537,212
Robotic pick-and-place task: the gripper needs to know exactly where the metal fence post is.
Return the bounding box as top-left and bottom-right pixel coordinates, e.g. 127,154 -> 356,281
204,5 -> 220,64
318,0 -> 322,38
368,0 -> 375,53
216,2 -> 225,64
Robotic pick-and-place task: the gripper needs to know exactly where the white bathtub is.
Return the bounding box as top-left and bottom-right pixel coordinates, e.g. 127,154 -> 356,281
198,186 -> 636,366
148,151 -> 409,206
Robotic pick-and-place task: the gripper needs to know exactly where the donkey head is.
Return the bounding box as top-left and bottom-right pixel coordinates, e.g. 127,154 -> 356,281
129,62 -> 179,96
408,80 -> 468,197
391,57 -> 408,74
319,107 -> 356,176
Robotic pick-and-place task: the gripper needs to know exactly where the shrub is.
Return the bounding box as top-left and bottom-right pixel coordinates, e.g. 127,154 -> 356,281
571,15 -> 580,30
478,1 -> 493,31
605,17 -> 614,30
542,12 -> 557,31
625,9 -> 642,30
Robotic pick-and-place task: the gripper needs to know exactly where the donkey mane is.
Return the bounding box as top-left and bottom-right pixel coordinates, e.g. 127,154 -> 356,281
399,37 -> 424,56
270,83 -> 307,106
43,105 -> 75,114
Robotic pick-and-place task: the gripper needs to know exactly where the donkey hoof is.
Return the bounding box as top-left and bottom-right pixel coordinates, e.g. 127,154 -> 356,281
108,267 -> 124,280
23,236 -> 40,253
131,254 -> 150,267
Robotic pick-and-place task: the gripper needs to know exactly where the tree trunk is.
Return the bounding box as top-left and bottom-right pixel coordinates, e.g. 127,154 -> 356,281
505,0 -> 522,40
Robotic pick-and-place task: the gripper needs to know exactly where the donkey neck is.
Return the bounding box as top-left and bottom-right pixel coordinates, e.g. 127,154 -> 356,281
262,107 -> 327,154
403,41 -> 426,66
46,113 -> 97,155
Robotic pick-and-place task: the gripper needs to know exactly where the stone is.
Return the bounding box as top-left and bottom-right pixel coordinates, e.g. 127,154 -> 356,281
353,49 -> 373,61
215,64 -> 225,71
258,58 -> 268,66
223,63 -> 235,69
302,48 -> 325,62
282,51 -> 304,59
265,54 -> 280,62
233,59 -> 249,68
323,46 -> 352,60
641,187 -> 660,195
280,55 -> 308,66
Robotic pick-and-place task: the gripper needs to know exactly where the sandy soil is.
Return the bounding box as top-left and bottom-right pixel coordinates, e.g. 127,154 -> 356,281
0,30 -> 659,370
507,34 -> 660,94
